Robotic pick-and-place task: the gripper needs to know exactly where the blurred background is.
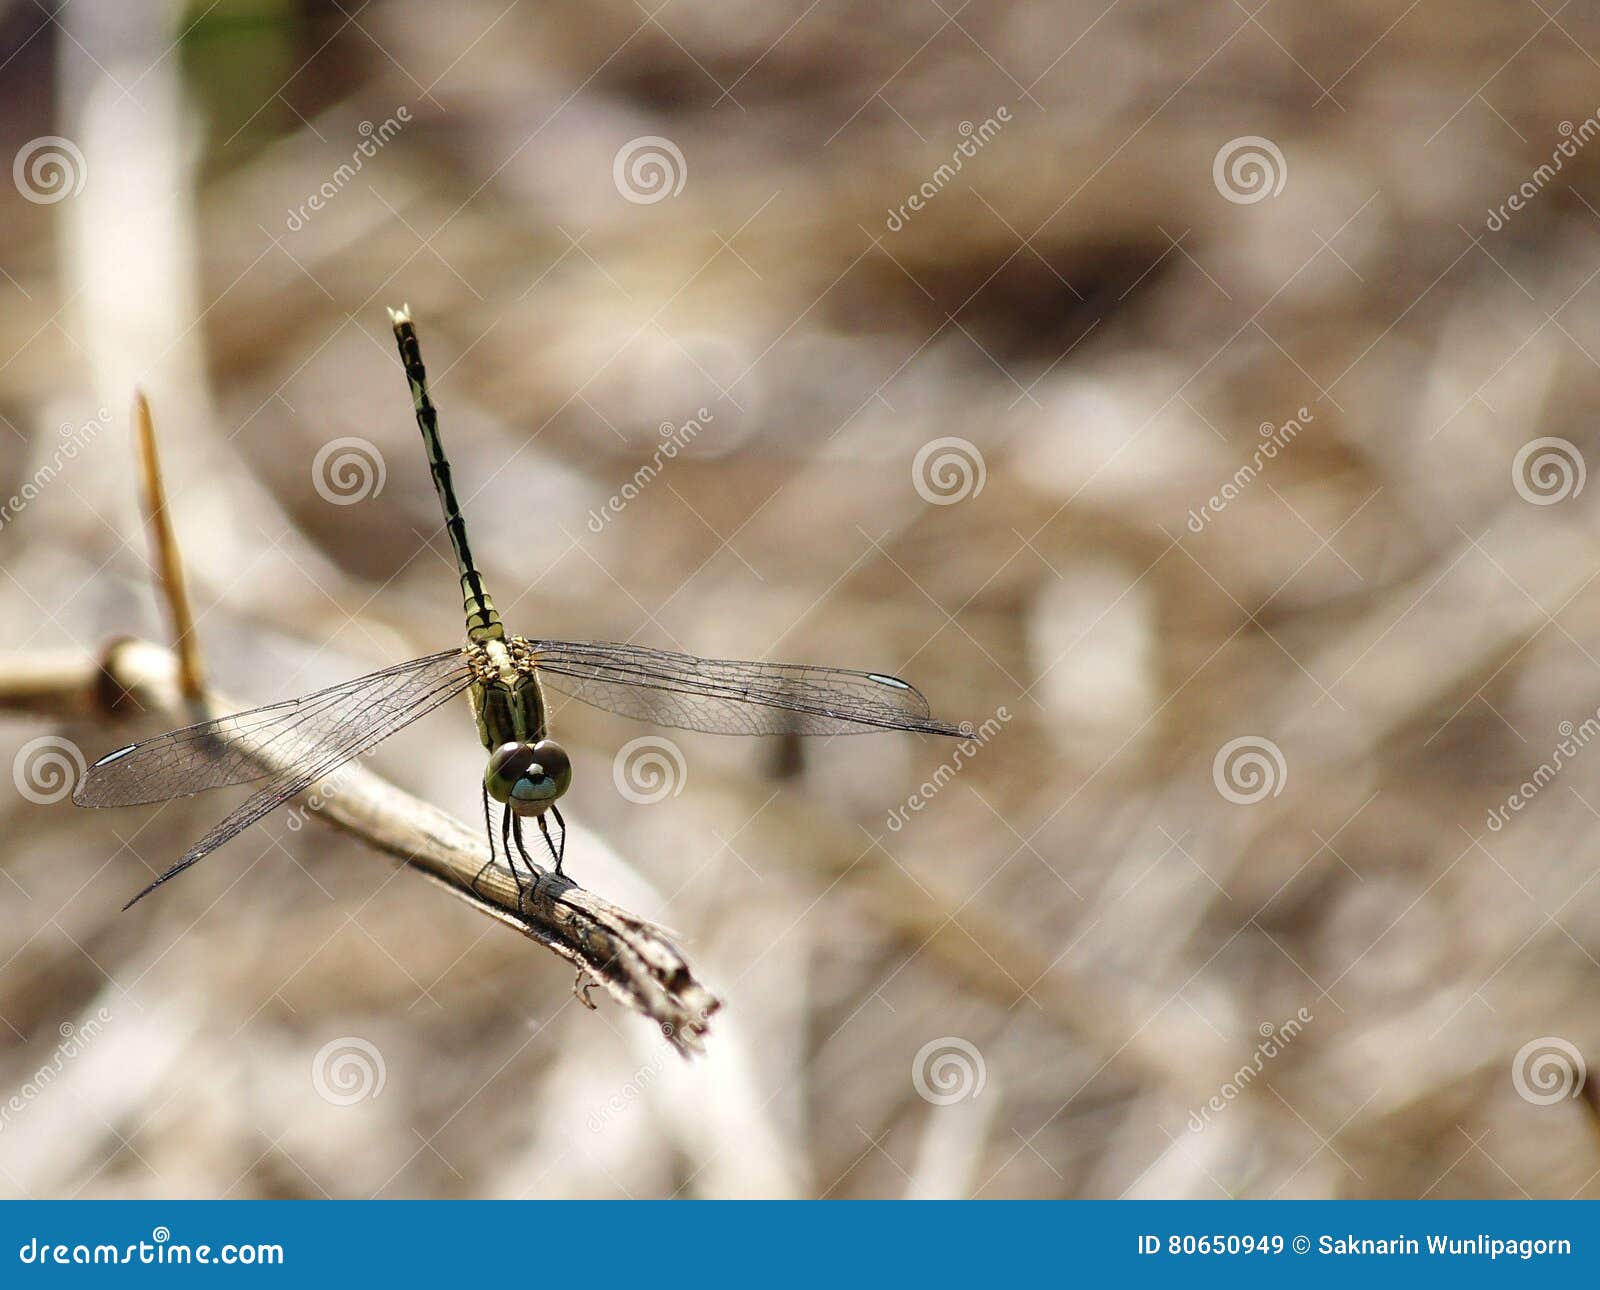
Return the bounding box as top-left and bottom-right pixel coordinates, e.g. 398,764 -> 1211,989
2,0 -> 1600,1199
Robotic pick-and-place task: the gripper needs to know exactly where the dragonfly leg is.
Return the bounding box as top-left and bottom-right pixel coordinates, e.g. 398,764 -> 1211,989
544,805 -> 567,878
469,783 -> 498,899
510,814 -> 543,910
502,803 -> 529,906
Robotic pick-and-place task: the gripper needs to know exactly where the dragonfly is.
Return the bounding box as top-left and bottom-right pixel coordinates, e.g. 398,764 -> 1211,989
74,306 -> 968,910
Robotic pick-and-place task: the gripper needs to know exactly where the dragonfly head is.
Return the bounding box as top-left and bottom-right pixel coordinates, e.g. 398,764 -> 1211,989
484,740 -> 572,816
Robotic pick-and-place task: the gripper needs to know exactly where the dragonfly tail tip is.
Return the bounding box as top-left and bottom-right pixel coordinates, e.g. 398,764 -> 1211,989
122,875 -> 168,910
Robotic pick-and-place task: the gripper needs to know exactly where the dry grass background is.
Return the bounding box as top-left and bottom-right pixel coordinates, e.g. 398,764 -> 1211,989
3,0 -> 1600,1198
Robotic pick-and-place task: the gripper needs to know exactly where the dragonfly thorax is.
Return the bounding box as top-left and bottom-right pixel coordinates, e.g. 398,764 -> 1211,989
466,638 -> 548,749
466,638 -> 569,815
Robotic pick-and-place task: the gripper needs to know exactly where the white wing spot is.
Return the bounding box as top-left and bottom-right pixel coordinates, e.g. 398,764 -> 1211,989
96,744 -> 137,765
867,673 -> 911,689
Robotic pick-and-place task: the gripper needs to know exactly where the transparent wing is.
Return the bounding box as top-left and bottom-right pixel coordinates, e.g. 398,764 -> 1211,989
75,649 -> 471,807
70,649 -> 474,908
527,639 -> 967,736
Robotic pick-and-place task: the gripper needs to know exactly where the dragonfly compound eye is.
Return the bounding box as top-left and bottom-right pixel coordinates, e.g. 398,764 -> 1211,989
485,740 -> 572,816
484,742 -> 537,804
530,739 -> 572,797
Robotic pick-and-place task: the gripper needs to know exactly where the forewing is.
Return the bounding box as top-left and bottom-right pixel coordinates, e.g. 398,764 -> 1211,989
527,639 -> 966,736
69,649 -> 472,909
75,649 -> 469,808
120,650 -> 474,907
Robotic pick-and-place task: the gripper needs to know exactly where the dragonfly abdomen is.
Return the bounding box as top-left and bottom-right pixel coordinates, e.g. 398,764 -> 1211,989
390,305 -> 505,645
461,581 -> 503,643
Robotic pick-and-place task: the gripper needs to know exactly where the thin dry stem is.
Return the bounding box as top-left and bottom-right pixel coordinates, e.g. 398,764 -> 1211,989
132,391 -> 205,703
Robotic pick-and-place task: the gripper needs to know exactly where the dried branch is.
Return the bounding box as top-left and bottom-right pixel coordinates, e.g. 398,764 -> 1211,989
4,639 -> 720,1053
131,391 -> 205,704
